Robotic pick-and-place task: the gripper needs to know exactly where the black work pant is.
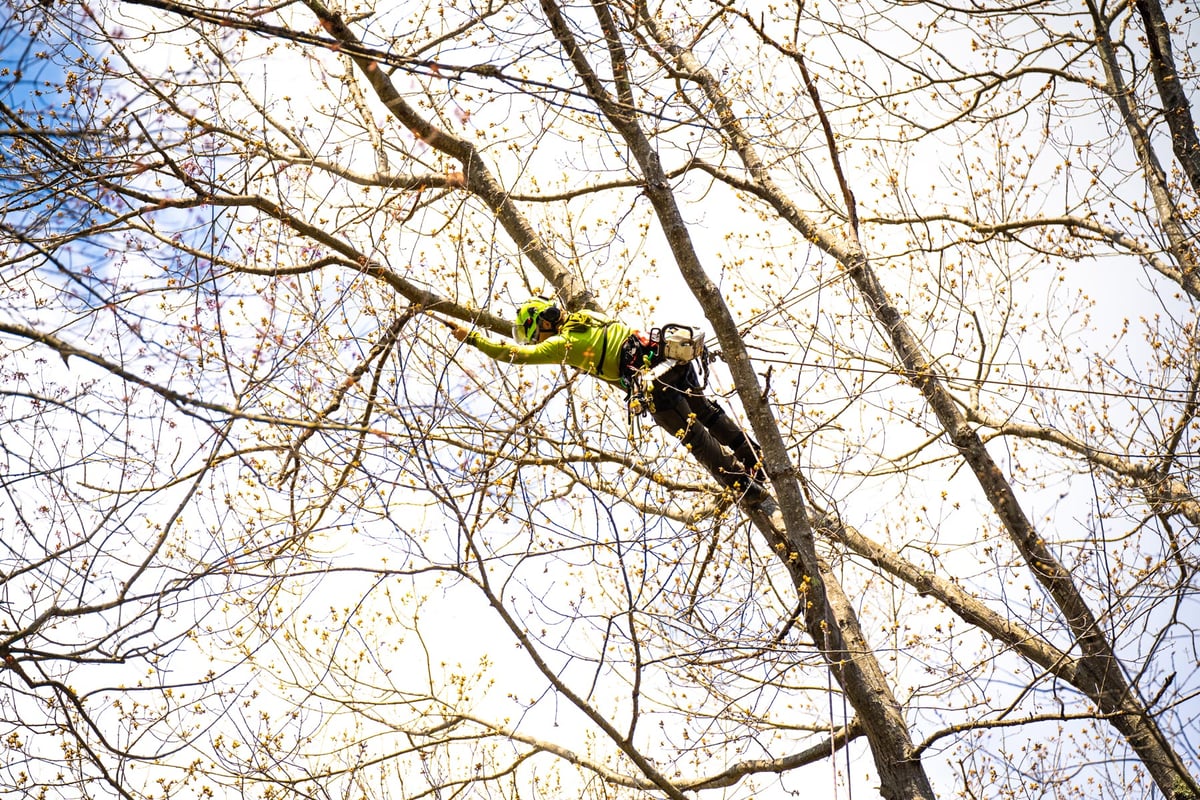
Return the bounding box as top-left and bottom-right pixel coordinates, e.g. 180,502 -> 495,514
647,363 -> 763,495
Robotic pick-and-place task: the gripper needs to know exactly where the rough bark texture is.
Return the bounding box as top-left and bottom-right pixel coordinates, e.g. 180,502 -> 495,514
1086,0 -> 1200,300
1135,0 -> 1200,199
534,1 -> 939,795
844,253 -> 1199,800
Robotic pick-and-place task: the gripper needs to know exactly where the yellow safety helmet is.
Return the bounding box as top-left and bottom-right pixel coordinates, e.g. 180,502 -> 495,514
514,295 -> 561,343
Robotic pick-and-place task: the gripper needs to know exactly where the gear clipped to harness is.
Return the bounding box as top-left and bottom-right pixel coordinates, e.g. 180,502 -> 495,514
660,323 -> 705,363
657,323 -> 710,389
626,323 -> 712,420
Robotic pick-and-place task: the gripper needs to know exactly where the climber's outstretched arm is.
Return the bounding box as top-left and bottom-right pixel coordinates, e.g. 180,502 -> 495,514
451,325 -> 570,366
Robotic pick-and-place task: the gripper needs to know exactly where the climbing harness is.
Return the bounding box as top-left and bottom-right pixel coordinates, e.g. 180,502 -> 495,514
622,323 -> 710,419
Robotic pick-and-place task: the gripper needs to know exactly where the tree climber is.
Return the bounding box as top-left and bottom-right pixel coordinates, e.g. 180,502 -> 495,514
450,296 -> 768,506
